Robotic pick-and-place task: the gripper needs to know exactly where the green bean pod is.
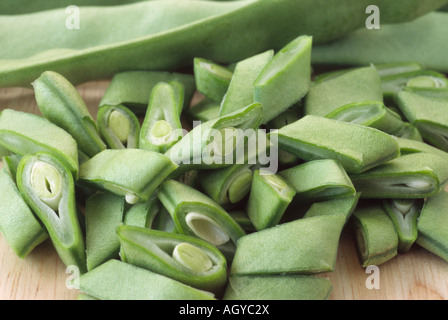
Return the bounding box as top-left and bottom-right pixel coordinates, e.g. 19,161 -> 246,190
270,115 -> 400,174
383,199 -> 423,253
351,202 -> 398,267
0,109 -> 79,177
152,206 -> 178,234
0,168 -> 48,259
187,98 -> 221,123
247,170 -> 296,231
303,192 -> 361,222
254,35 -> 312,123
17,152 -> 86,272
395,90 -> 448,152
79,259 -> 215,300
32,71 -> 106,158
123,196 -> 162,229
223,274 -> 333,301
139,82 -> 183,153
228,210 -> 256,233
99,71 -> 196,114
97,104 -> 140,149
85,192 -> 125,271
230,214 -> 346,275
278,159 -> 356,203
416,190 -> 448,262
2,154 -> 22,183
194,58 -> 233,102
198,164 -> 254,207
350,153 -> 448,199
395,122 -> 424,142
374,62 -> 424,78
219,50 -> 274,116
78,149 -> 178,205
304,66 -> 383,117
396,137 -> 448,158
157,179 -> 246,251
117,225 -> 228,293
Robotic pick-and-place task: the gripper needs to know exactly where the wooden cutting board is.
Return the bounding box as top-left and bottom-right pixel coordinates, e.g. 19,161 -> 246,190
0,81 -> 447,300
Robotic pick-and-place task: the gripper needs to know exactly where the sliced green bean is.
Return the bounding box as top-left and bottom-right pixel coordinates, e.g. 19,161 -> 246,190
76,293 -> 99,301
33,71 -> 106,158
0,109 -> 79,177
219,50 -> 273,116
303,192 -> 361,222
396,122 -> 424,142
351,202 -> 398,268
2,154 -> 22,183
395,90 -> 448,152
228,210 -> 256,232
230,214 -> 346,275
79,259 -> 216,300
278,159 -> 356,203
194,58 -> 233,102
246,170 -> 296,231
416,191 -> 448,262
78,149 -> 178,205
123,196 -> 162,229
374,62 -> 424,78
97,104 -> 140,149
383,199 -> 423,253
254,35 -> 312,123
139,82 -> 183,153
0,168 -> 48,259
350,153 -> 448,199
17,153 -> 86,272
152,206 -> 178,234
223,275 -> 333,301
186,98 -> 221,123
395,137 -> 448,158
117,225 -> 228,293
270,115 -> 400,174
99,71 -> 196,114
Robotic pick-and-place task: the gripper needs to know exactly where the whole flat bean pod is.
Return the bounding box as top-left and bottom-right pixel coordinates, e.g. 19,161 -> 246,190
194,58 -> 233,102
219,50 -> 274,116
326,101 -> 405,136
278,159 -> 356,203
0,168 -> 48,259
416,190 -> 448,262
198,164 -> 254,207
269,115 -> 400,174
97,104 -> 140,149
304,66 -> 383,117
32,71 -> 106,158
17,153 -> 86,272
230,214 -> 346,275
254,35 -> 312,123
117,225 -> 228,293
85,192 -> 125,271
123,196 -> 162,229
78,149 -> 178,205
303,192 -> 361,222
350,153 -> 448,199
139,82 -> 183,153
78,259 -> 215,300
383,199 -> 423,253
223,275 -> 332,301
157,179 -> 246,249
0,0 -> 444,87
0,109 -> 79,177
99,71 -> 196,114
395,90 -> 448,152
351,202 -> 399,268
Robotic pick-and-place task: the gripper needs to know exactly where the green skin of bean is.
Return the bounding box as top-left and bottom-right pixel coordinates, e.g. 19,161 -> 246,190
99,71 -> 196,114
396,137 -> 448,158
270,115 -> 400,175
79,259 -> 216,300
246,170 -> 296,231
304,66 -> 384,117
230,214 -> 346,275
350,152 -> 448,199
97,104 -> 141,150
352,203 -> 399,268
17,153 -> 87,273
223,275 -> 333,301
194,58 -> 233,103
0,168 -> 48,259
117,225 -> 228,293
416,190 -> 448,262
278,159 -> 356,203
187,98 -> 221,123
2,0 -> 444,88
2,154 -> 22,183
398,123 -> 424,142
312,12 -> 448,73
85,192 -> 125,271
0,109 -> 79,178
123,197 -> 162,229
303,193 -> 361,223
78,149 -> 178,204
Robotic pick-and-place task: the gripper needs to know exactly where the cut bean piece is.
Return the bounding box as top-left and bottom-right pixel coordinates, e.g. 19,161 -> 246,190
303,192 -> 361,222
194,58 -> 233,102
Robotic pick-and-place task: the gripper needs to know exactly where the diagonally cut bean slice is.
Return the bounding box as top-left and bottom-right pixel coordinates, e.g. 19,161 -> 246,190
194,58 -> 233,103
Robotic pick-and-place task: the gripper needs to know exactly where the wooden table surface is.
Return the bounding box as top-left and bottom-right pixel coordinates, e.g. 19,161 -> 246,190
1,81 -> 447,300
